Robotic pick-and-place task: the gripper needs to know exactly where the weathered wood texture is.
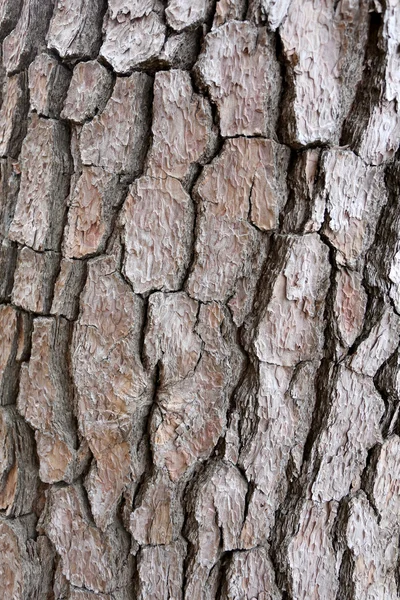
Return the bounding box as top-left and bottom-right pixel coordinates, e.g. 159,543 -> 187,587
0,2 -> 400,599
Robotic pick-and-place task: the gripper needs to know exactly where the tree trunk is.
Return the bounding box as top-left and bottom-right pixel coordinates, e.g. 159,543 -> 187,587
0,1 -> 400,598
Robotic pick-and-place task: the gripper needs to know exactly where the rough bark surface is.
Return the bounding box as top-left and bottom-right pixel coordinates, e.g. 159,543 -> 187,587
1,2 -> 400,599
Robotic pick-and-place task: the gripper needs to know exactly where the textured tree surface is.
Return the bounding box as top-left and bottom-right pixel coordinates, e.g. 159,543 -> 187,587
1,1 -> 400,599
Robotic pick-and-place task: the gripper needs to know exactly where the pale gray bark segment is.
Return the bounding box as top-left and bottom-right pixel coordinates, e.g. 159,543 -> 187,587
28,53 -> 71,118
47,0 -> 104,60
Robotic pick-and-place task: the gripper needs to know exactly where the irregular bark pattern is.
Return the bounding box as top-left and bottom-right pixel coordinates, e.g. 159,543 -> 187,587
11,246 -> 60,314
146,69 -> 217,183
100,1 -> 166,73
1,2 -> 400,599
2,0 -> 54,74
0,0 -> 23,41
279,0 -> 369,146
343,0 -> 400,165
186,137 -> 290,324
17,317 -> 79,484
42,484 -> 133,594
64,166 -> 124,259
166,0 -> 213,32
79,73 -> 152,178
0,517 -> 55,600
71,251 -> 153,530
319,149 -> 387,267
0,406 -> 38,516
61,61 -> 113,124
144,293 -> 244,481
195,21 -> 281,137
121,177 -> 193,294
47,0 -> 104,60
0,305 -> 30,405
0,72 -> 28,158
222,547 -> 282,600
50,258 -> 86,320
28,53 -> 71,118
8,115 -> 72,252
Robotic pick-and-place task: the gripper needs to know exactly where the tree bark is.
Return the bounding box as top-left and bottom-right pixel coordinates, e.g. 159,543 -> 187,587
0,1 -> 400,599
